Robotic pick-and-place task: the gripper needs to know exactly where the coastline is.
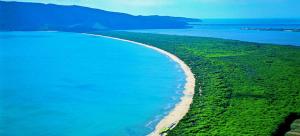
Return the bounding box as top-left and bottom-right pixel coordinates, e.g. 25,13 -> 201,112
83,33 -> 196,136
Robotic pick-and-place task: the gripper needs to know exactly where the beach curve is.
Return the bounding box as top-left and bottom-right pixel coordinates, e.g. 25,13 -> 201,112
83,33 -> 196,136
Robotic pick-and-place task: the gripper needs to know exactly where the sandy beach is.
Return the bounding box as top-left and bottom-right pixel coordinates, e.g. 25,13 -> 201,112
84,33 -> 196,136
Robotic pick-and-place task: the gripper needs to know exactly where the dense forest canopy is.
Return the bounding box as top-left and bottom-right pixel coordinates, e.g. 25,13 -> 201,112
98,31 -> 300,136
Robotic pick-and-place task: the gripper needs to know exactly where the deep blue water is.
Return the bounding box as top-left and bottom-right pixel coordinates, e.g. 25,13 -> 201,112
127,19 -> 300,46
0,32 -> 185,136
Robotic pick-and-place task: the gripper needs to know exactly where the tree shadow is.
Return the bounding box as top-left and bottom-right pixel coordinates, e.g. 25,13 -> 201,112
272,112 -> 300,136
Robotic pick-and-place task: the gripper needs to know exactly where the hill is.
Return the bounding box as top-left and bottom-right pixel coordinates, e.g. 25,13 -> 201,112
0,1 -> 200,31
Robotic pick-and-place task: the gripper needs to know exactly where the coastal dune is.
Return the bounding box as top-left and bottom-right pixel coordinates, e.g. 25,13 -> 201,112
84,33 -> 196,136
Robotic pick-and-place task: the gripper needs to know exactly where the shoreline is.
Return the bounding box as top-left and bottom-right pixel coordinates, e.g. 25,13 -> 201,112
84,33 -> 196,136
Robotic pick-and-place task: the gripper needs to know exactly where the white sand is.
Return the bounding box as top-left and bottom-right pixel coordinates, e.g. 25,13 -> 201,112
83,33 -> 196,136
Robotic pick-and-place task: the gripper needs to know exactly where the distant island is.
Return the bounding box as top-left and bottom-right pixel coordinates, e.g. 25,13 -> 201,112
241,27 -> 300,32
0,1 -> 201,31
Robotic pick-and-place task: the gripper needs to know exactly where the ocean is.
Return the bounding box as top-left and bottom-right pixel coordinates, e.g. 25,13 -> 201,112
127,19 -> 300,46
0,31 -> 185,136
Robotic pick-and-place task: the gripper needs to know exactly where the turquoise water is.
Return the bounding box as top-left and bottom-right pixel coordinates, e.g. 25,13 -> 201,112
0,32 -> 185,136
127,19 -> 300,46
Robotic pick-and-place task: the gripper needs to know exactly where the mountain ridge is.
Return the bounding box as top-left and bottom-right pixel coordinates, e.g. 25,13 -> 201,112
0,1 -> 201,31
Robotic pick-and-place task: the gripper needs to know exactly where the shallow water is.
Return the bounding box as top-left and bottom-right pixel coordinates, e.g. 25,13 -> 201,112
0,32 -> 185,136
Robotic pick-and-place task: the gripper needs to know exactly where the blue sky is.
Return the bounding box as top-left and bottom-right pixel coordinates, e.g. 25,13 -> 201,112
3,0 -> 300,18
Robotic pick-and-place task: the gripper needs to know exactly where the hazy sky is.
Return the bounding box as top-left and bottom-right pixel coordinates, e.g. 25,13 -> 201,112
3,0 -> 300,19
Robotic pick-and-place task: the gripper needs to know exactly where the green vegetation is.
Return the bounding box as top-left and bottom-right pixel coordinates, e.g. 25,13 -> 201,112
94,31 -> 300,136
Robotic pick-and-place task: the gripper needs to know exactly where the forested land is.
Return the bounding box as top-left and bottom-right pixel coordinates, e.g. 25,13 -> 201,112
96,31 -> 300,136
